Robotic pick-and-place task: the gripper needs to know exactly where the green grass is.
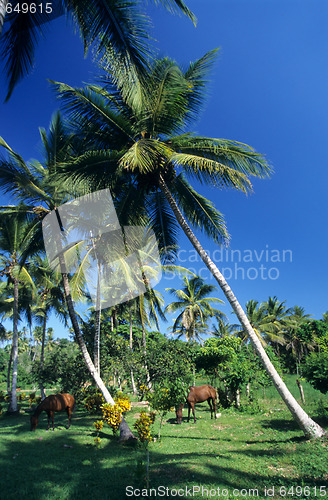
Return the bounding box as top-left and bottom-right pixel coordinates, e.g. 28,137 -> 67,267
1,377 -> 328,500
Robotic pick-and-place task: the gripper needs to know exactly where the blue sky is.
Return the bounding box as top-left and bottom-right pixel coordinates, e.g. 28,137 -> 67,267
1,0 -> 328,338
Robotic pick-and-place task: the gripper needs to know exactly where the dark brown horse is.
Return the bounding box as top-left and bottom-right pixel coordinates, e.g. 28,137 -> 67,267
30,393 -> 75,431
176,385 -> 217,424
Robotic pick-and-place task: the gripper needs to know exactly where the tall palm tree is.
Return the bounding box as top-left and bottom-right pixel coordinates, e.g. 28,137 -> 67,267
0,212 -> 38,412
0,114 -> 139,438
51,51 -> 326,437
30,255 -> 68,398
0,0 -> 195,101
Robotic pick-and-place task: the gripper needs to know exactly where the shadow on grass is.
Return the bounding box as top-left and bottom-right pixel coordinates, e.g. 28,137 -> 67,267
1,409 -> 327,500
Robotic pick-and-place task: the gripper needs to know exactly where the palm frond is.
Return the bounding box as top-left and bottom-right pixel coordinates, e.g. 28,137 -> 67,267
169,174 -> 229,244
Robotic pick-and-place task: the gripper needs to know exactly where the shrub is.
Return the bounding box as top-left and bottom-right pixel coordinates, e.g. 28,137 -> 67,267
101,403 -> 122,435
303,352 -> 328,394
29,392 -> 36,407
134,411 -> 156,445
82,387 -> 105,414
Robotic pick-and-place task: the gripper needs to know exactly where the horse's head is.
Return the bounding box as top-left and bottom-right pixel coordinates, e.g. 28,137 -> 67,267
30,414 -> 38,431
175,404 -> 183,424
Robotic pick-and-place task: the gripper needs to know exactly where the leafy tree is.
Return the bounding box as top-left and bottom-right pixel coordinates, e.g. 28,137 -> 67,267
303,352 -> 328,394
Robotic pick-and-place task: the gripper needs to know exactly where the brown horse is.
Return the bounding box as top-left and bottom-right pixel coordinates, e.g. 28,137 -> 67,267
176,385 -> 217,424
30,393 -> 75,431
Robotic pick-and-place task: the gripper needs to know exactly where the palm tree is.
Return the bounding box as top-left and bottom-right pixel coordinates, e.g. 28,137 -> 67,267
0,212 -> 38,412
212,317 -> 236,338
166,276 -> 224,344
261,296 -> 290,349
51,51 -> 326,438
283,306 -> 313,376
166,275 -> 224,384
30,255 -> 68,399
0,114 -> 139,438
0,0 -> 195,101
233,300 -> 267,345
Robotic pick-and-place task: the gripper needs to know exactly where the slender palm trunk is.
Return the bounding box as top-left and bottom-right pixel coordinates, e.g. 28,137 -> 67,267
8,278 -> 19,413
0,0 -> 8,35
192,322 -> 196,386
141,322 -> 152,391
158,176 -> 325,439
6,343 -> 13,394
129,305 -> 137,395
94,265 -> 101,376
60,260 -> 135,440
39,315 -> 47,400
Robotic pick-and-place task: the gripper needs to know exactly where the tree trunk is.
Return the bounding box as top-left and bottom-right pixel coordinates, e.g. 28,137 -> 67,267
60,263 -> 135,441
8,278 -> 19,413
0,0 -> 8,35
296,379 -> 305,405
6,343 -> 13,394
192,321 -> 196,386
94,261 -> 101,376
158,176 -> 325,439
141,322 -> 152,391
129,305 -> 137,395
39,314 -> 47,400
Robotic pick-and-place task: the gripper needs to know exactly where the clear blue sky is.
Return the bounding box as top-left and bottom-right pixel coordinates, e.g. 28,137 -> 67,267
1,1 -> 327,338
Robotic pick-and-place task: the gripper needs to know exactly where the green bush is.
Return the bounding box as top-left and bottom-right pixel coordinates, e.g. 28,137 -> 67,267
303,352 -> 328,394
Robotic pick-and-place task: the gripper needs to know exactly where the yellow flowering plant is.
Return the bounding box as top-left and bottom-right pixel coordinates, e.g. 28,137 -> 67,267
134,411 -> 155,446
93,420 -> 104,446
101,403 -> 122,435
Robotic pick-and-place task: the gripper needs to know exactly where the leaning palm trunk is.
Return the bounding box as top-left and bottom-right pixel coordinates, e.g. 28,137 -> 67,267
0,0 -> 8,35
60,263 -> 135,441
159,176 -> 325,439
8,278 -> 19,413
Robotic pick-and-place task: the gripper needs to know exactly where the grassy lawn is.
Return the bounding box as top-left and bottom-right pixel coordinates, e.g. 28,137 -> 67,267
0,377 -> 328,500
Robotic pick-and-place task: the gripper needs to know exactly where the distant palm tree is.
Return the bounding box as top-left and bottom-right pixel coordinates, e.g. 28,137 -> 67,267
261,296 -> 291,352
233,300 -> 267,345
166,276 -> 224,344
0,212 -> 38,412
31,255 -> 68,398
0,0 -> 195,101
284,306 -> 313,376
166,275 -> 224,384
322,311 -> 328,324
212,317 -> 236,338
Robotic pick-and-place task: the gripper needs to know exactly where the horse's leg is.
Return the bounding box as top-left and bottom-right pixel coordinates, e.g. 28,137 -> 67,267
67,407 -> 72,429
207,398 -> 213,419
50,411 -> 55,431
46,411 -> 51,431
213,397 -> 217,419
192,403 -> 196,423
187,402 -> 191,422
